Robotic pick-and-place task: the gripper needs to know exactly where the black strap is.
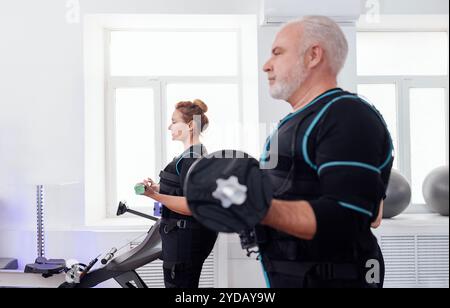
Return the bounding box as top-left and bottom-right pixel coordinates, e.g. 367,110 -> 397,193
263,258 -> 315,278
262,256 -> 360,281
162,218 -> 202,234
163,261 -> 203,270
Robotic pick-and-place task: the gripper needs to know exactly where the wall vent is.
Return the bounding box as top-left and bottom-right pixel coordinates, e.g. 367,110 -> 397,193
380,235 -> 449,288
130,242 -> 216,288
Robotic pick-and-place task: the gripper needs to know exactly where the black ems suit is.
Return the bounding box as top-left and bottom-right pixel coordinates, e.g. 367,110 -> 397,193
159,144 -> 218,288
258,88 -> 394,288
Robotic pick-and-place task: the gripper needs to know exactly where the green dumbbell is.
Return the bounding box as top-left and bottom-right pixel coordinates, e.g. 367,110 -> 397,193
134,184 -> 146,195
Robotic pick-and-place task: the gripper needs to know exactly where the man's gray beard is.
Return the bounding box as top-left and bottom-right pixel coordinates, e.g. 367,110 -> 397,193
270,64 -> 307,101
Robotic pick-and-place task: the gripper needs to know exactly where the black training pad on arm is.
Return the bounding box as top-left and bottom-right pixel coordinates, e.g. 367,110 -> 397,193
184,150 -> 273,233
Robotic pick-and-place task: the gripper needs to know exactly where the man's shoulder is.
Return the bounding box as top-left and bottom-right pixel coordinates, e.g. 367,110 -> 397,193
322,93 -> 382,122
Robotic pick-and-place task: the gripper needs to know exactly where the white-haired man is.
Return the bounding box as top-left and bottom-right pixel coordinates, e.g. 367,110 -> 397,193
258,16 -> 393,288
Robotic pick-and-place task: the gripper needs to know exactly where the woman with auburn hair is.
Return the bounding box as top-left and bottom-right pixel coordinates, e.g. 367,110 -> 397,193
139,99 -> 218,288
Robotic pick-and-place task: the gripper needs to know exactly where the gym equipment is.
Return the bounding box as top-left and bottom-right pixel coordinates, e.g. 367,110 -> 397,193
423,166 -> 449,216
153,202 -> 162,217
116,200 -> 157,221
25,257 -> 66,277
0,202 -> 161,288
59,201 -> 161,288
0,258 -> 18,270
24,185 -> 66,276
185,150 -> 273,233
65,255 -> 101,284
383,170 -> 412,218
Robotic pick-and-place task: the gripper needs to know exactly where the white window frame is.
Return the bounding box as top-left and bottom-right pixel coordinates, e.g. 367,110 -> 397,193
104,28 -> 243,217
84,15 -> 259,226
357,29 -> 449,213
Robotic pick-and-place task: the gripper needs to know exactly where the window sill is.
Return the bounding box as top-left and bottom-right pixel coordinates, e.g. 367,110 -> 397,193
0,217 -> 158,233
374,213 -> 449,235
81,217 -> 158,232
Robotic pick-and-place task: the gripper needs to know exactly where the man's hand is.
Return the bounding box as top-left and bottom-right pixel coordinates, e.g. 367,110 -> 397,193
371,200 -> 384,229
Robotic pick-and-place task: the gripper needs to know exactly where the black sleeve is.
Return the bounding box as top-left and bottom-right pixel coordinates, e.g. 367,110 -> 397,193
307,98 -> 392,241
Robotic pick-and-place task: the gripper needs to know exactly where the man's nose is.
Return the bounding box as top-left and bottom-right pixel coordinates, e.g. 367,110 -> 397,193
263,60 -> 272,73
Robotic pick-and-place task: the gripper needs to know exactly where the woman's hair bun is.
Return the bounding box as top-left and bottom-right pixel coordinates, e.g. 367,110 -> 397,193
193,99 -> 208,113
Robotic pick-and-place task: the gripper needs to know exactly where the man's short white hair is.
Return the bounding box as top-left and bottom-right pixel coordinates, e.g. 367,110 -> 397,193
284,16 -> 349,75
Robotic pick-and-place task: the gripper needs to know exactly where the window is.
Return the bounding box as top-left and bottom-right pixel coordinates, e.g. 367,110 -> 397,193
357,31 -> 449,212
409,88 -> 448,204
89,15 -> 259,218
114,88 -> 158,209
110,31 -> 239,77
357,32 -> 448,76
357,84 -> 399,169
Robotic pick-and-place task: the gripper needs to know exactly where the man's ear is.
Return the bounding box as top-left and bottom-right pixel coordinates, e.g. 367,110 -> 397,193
305,45 -> 324,69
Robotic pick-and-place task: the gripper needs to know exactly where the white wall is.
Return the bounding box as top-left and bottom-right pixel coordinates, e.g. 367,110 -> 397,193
0,1 -> 85,232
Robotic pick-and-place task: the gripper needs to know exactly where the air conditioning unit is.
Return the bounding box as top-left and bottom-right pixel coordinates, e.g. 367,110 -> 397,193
260,0 -> 362,26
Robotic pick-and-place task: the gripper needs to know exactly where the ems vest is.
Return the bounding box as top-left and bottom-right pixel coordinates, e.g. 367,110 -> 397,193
159,145 -> 206,220
258,88 -> 393,263
261,89 -> 392,206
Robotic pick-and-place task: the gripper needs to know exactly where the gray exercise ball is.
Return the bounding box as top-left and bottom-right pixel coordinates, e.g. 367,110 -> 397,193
423,166 -> 449,216
383,170 -> 412,218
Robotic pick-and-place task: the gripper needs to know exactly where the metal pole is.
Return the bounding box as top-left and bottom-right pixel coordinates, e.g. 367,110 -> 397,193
36,185 -> 45,258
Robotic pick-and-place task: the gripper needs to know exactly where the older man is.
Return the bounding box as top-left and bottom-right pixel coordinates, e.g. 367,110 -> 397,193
258,16 -> 393,288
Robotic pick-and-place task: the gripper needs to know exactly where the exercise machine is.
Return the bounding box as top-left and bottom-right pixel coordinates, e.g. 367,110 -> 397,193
60,201 -> 162,288
0,202 -> 161,288
24,185 -> 66,276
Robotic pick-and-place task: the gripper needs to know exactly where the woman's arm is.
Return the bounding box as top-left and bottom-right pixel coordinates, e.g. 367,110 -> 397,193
142,185 -> 192,216
154,193 -> 192,216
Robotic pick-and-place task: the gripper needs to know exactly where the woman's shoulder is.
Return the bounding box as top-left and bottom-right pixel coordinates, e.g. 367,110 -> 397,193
171,145 -> 202,176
